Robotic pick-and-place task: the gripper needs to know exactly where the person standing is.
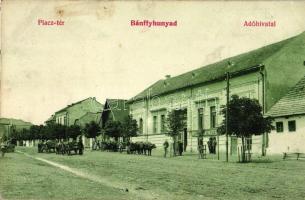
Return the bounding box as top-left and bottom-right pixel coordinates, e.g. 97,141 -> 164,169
163,140 -> 169,157
1,140 -> 7,158
78,137 -> 84,155
212,137 -> 217,154
198,138 -> 204,159
178,141 -> 183,156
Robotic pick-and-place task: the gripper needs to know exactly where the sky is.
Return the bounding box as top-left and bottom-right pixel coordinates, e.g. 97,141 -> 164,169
1,1 -> 305,125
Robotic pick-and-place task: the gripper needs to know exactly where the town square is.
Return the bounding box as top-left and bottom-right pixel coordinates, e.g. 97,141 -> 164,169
1,1 -> 305,200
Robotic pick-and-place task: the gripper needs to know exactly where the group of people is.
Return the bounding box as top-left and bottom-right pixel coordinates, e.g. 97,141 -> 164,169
163,137 -> 217,158
163,140 -> 184,157
37,138 -> 84,155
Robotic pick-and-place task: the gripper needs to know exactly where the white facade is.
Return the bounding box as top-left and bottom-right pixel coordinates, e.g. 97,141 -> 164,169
130,71 -> 265,153
268,115 -> 305,154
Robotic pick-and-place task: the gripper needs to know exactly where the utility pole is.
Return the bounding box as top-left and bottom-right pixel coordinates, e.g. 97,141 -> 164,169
226,72 -> 230,162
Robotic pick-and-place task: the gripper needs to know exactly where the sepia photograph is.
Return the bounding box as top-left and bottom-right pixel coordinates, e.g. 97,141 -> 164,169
1,1 -> 305,199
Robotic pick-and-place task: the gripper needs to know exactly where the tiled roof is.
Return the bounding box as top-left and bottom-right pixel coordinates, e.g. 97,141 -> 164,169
266,76 -> 305,117
55,97 -> 102,114
101,99 -> 129,125
107,99 -> 129,122
0,118 -> 33,126
130,32 -> 305,102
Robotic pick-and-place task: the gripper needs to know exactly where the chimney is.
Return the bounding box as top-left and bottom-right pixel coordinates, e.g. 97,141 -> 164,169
165,75 -> 171,79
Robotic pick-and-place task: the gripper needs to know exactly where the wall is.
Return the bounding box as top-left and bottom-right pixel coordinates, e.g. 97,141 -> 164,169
0,125 -> 9,139
55,98 -> 103,126
268,115 -> 305,154
130,71 -> 264,152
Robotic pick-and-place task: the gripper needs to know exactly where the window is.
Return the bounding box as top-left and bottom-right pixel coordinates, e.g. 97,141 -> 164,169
160,115 -> 166,133
288,120 -> 296,132
153,116 -> 158,134
276,122 -> 283,133
198,108 -> 204,130
139,118 -> 143,134
245,137 -> 252,151
210,106 -> 216,128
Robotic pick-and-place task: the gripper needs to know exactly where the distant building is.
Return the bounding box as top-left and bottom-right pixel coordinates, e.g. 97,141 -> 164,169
100,99 -> 129,128
48,97 -> 103,126
128,32 -> 305,153
266,75 -> 305,154
0,118 -> 33,140
44,97 -> 103,147
75,112 -> 102,128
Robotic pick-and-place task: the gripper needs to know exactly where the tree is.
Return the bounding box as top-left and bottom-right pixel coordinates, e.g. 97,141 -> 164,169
18,128 -> 31,142
40,123 -> 65,140
218,95 -> 273,162
37,125 -> 45,140
66,125 -> 81,140
103,120 -> 122,141
84,121 -> 101,140
29,125 -> 42,141
121,115 -> 138,142
53,124 -> 66,140
165,109 -> 186,156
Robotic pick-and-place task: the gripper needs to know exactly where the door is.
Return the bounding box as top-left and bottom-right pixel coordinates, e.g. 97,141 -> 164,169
183,128 -> 188,151
231,136 -> 237,154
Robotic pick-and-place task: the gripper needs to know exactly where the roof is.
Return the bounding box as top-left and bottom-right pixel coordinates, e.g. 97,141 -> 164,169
102,99 -> 129,125
130,32 -> 305,102
266,76 -> 305,117
0,118 -> 33,126
55,97 -> 101,114
76,112 -> 101,127
45,115 -> 55,123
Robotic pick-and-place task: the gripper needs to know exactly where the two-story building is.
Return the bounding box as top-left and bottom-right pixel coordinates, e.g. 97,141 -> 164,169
51,97 -> 103,127
45,97 -> 103,147
128,32 -> 305,154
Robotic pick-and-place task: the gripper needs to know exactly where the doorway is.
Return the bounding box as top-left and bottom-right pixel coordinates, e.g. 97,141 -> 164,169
183,128 -> 188,151
231,136 -> 238,155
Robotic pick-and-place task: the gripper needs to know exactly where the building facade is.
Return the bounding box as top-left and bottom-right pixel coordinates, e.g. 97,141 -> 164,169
266,75 -> 305,154
51,97 -> 103,126
128,32 -> 305,154
0,118 -> 33,141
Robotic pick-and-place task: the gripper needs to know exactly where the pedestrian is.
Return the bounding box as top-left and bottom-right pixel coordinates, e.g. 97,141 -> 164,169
163,140 -> 169,157
78,137 -> 84,155
178,141 -> 183,156
207,137 -> 212,154
1,140 -> 7,158
198,138 -> 204,159
212,137 -> 217,154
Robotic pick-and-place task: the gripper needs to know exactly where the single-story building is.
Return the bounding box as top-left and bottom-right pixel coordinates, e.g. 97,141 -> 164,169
266,75 -> 305,154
